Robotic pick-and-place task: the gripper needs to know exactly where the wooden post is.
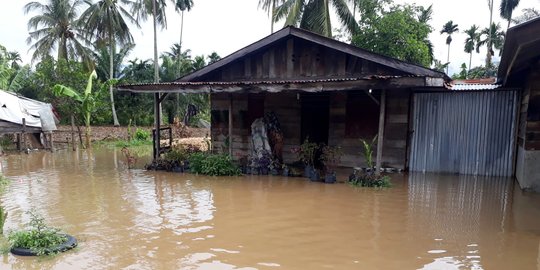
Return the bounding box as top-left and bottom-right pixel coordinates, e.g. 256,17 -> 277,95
22,118 -> 27,151
71,115 -> 76,151
16,134 -> 21,151
228,94 -> 233,157
49,132 -> 54,152
154,93 -> 161,161
376,90 -> 386,175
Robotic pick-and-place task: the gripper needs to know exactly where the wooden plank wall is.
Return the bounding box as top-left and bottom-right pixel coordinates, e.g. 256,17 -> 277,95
525,64 -> 540,150
211,90 -> 411,169
201,37 -> 404,82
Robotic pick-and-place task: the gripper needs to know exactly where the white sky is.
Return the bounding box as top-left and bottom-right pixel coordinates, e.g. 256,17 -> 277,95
0,0 -> 538,75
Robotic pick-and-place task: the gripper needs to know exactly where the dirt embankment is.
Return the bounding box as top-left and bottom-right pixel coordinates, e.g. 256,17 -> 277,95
52,125 -> 209,143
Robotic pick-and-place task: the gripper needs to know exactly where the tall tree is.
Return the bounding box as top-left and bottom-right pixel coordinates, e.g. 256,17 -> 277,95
477,22 -> 505,66
512,8 -> 540,24
258,0 -> 283,33
174,0 -> 193,52
274,0 -> 358,37
352,4 -> 433,67
81,0 -> 138,126
440,20 -> 459,74
464,25 -> 480,77
500,0 -> 521,30
24,0 -> 92,63
487,0 -> 494,67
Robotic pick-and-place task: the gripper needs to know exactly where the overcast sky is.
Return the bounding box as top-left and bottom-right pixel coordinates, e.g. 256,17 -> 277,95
0,0 -> 538,75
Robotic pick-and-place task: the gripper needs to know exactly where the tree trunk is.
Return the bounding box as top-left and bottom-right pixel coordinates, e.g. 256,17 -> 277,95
271,0 -> 275,33
446,43 -> 451,74
468,52 -> 472,78
109,35 -> 120,126
487,0 -> 494,67
180,10 -> 184,50
152,0 -> 163,124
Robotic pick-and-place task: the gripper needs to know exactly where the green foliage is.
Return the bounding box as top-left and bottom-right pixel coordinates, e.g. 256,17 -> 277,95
320,145 -> 343,171
294,137 -> 319,167
0,206 -> 7,236
467,64 -> 498,79
134,128 -> 150,141
350,174 -> 392,188
452,63 -> 469,80
352,3 -> 433,67
164,148 -> 189,163
360,135 -> 377,169
8,211 -> 68,256
188,152 -> 241,176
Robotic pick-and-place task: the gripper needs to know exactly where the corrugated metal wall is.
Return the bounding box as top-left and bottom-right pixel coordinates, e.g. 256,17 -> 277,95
409,91 -> 518,176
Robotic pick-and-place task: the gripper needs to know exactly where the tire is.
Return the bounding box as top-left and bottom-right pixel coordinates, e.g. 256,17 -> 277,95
11,234 -> 77,256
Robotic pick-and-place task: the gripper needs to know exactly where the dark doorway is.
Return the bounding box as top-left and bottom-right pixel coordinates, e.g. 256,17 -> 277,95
301,93 -> 330,146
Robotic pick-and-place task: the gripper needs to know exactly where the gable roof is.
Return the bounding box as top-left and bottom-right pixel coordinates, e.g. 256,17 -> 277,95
178,26 -> 448,82
498,17 -> 540,84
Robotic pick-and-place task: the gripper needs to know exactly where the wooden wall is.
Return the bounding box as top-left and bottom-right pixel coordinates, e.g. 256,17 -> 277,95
199,37 -> 405,82
524,63 -> 540,150
210,90 -> 411,170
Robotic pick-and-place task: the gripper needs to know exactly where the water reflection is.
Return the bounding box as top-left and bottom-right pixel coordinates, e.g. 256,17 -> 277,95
0,149 -> 539,269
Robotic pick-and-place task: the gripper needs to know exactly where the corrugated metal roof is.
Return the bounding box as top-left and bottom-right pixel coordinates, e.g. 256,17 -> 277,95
449,84 -> 502,91
117,75 -> 447,93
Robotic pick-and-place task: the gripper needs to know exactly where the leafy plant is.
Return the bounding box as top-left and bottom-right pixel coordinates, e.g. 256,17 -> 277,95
134,128 -> 150,141
53,70 -> 113,148
292,137 -> 319,167
188,152 -> 241,176
8,211 -> 68,256
0,206 -> 7,236
320,145 -> 343,172
164,147 -> 188,165
349,174 -> 391,188
360,135 -> 378,169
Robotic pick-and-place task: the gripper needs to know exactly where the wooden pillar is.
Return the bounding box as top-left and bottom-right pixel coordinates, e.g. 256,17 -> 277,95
49,132 -> 54,152
71,115 -> 76,151
376,90 -> 386,175
22,118 -> 27,151
228,94 -> 233,157
154,93 -> 161,161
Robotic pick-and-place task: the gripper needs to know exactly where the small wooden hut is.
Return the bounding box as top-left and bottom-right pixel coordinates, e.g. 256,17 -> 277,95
119,26 -> 449,171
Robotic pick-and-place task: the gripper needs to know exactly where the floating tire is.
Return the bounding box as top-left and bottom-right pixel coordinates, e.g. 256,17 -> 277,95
11,234 -> 77,256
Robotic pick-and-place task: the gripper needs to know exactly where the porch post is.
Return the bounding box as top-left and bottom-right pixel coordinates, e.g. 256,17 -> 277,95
376,89 -> 386,175
228,94 -> 233,157
154,93 -> 161,161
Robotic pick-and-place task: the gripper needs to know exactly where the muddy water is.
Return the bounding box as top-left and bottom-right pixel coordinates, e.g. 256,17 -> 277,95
0,148 -> 539,270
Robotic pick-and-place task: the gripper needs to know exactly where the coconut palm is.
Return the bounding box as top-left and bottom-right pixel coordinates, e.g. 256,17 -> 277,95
258,0 -> 283,33
24,0 -> 92,63
174,0 -> 193,52
440,20 -> 459,74
80,0 -> 138,126
500,0 -> 521,30
476,23 -> 505,66
274,0 -> 358,37
464,25 -> 480,76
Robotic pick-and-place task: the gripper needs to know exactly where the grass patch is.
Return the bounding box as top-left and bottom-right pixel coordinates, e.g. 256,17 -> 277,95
349,174 -> 392,188
188,152 -> 241,176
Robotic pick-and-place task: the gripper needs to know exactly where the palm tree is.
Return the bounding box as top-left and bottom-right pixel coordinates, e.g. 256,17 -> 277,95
440,20 -> 459,74
463,25 -> 479,77
274,0 -> 358,37
24,0 -> 92,63
7,52 -> 22,70
174,0 -> 193,52
258,0 -> 283,33
81,0 -> 138,126
418,5 -> 434,64
477,23 -> 505,66
500,0 -> 521,30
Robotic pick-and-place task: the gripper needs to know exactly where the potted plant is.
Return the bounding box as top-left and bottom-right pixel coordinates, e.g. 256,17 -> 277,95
320,145 -> 343,184
8,211 -> 77,256
256,150 -> 272,175
282,164 -> 289,176
293,138 -> 319,179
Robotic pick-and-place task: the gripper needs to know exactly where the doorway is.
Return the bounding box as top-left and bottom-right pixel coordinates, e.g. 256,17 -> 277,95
301,93 -> 330,146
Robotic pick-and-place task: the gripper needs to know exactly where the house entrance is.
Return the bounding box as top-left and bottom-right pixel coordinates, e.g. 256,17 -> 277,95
301,93 -> 330,146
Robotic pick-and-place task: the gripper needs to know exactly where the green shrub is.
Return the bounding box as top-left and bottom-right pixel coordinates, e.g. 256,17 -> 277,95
8,211 -> 68,256
349,174 -> 391,188
188,152 -> 240,176
135,128 -> 150,141
164,148 -> 188,163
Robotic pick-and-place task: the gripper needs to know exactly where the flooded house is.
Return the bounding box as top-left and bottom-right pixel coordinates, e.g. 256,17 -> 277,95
119,25 -> 524,183
497,17 -> 540,191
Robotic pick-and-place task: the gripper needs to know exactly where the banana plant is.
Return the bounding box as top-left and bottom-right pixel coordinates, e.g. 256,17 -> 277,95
53,70 -> 115,148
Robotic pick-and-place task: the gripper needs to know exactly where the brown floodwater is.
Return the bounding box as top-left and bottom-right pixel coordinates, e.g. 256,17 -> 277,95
0,148 -> 539,270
